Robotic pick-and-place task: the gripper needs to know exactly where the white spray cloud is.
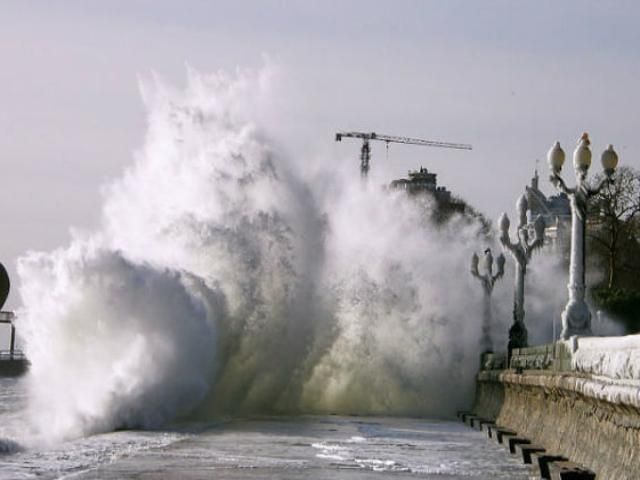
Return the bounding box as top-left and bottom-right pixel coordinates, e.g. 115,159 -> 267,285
18,241 -> 220,441
14,65 -> 569,442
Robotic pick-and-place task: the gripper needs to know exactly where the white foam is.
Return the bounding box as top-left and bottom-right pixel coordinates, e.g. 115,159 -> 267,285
14,66 -> 567,443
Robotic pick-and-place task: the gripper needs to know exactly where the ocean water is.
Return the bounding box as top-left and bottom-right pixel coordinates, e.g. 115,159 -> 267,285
0,378 -> 535,480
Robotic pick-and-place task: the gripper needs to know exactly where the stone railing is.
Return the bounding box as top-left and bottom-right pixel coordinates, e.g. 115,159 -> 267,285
479,351 -> 507,370
472,334 -> 640,480
509,341 -> 574,372
480,341 -> 574,372
482,334 -> 640,377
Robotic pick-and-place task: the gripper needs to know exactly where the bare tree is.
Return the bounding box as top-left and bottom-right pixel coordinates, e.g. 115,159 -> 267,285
588,166 -> 640,289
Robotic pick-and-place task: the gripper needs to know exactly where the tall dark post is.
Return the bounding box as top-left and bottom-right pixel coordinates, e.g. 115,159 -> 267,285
360,139 -> 370,178
9,324 -> 16,358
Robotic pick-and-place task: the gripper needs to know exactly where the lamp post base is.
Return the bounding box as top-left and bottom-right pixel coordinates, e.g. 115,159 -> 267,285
508,321 -> 528,356
560,299 -> 592,340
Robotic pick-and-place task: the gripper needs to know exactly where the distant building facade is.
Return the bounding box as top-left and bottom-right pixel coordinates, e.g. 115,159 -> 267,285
390,167 -> 460,205
389,166 -> 475,224
525,169 -> 571,253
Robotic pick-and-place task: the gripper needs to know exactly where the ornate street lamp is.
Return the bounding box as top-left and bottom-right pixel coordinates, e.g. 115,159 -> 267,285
470,248 -> 505,353
548,133 -> 618,339
499,194 -> 545,353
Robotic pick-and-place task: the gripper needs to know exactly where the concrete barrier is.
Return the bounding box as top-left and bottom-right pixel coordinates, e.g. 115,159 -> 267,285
472,363 -> 640,479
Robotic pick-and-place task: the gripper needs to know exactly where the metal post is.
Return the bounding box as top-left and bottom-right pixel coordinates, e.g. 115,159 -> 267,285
548,134 -> 618,339
499,194 -> 545,353
471,249 -> 505,353
360,140 -> 370,178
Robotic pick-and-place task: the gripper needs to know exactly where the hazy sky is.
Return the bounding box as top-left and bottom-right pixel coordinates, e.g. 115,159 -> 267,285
1,1 -> 639,311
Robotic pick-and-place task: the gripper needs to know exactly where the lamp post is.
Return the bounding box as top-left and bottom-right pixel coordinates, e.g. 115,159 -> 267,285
548,133 -> 618,339
471,248 -> 505,353
499,194 -> 545,353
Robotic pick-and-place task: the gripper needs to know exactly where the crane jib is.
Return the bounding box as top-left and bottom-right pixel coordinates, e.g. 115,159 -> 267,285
335,130 -> 472,179
335,131 -> 472,150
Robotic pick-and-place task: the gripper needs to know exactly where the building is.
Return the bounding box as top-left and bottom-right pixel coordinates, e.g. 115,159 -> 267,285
525,169 -> 571,253
389,166 -> 490,226
390,166 -> 462,208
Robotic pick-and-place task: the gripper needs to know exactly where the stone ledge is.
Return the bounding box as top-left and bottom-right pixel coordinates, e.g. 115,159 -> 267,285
478,369 -> 640,411
474,369 -> 640,479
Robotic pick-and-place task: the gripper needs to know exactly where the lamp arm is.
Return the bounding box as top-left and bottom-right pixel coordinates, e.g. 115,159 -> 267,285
499,230 -> 518,253
549,172 -> 575,195
471,270 -> 491,292
500,238 -> 517,255
587,175 -> 613,197
492,253 -> 506,283
524,235 -> 545,260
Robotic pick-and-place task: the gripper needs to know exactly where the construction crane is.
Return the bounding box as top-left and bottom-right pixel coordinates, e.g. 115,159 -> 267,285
335,131 -> 472,178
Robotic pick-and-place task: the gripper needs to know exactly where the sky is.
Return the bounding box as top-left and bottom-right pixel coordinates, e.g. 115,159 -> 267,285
1,0 -> 639,312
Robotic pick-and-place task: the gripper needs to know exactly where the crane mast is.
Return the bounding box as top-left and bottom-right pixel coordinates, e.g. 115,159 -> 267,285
335,131 -> 472,178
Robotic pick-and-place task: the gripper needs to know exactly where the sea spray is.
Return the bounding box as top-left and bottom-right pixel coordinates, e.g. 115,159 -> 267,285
18,66 -> 331,440
18,242 -> 220,440
15,66 -> 553,442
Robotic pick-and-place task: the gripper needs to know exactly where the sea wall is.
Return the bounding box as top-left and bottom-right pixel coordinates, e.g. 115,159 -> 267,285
473,335 -> 640,480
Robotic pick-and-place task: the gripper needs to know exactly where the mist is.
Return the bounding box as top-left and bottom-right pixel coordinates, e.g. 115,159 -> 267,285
12,67 -> 578,444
